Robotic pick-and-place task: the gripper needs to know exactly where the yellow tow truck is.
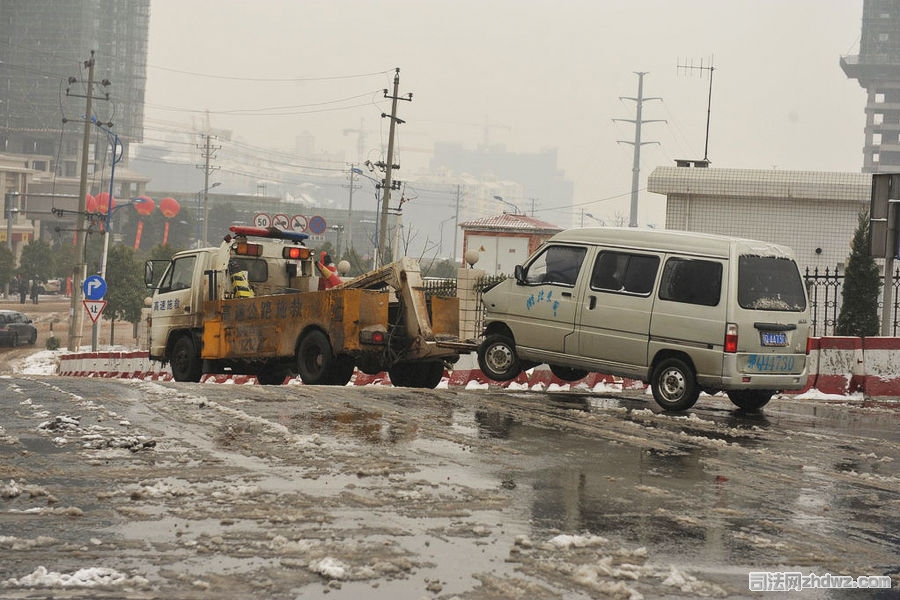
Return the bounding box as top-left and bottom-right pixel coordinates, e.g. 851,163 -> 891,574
145,226 -> 461,387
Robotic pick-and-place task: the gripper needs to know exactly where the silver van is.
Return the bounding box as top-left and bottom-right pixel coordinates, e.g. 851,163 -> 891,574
477,228 -> 810,411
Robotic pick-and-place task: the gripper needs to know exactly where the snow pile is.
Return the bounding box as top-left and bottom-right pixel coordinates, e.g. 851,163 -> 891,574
547,533 -> 609,549
661,565 -> 727,596
309,557 -> 349,580
4,566 -> 148,588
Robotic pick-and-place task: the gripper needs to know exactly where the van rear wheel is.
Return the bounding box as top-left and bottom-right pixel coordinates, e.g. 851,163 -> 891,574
727,390 -> 773,411
477,334 -> 521,381
651,357 -> 699,411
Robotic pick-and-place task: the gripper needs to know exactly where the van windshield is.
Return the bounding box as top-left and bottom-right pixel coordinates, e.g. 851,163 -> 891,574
738,255 -> 806,311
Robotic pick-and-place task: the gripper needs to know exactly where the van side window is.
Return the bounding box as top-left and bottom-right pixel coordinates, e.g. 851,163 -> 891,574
524,245 -> 586,286
159,256 -> 197,293
659,258 -> 722,306
590,251 -> 659,295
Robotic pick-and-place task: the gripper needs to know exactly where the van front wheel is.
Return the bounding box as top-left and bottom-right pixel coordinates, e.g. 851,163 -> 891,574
727,390 -> 773,411
651,357 -> 699,411
478,334 -> 521,381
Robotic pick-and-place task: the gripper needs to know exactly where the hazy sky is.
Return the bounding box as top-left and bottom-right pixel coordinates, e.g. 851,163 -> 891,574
145,0 -> 866,227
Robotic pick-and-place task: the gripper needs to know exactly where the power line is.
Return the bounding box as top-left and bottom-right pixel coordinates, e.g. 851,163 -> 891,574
147,65 -> 393,83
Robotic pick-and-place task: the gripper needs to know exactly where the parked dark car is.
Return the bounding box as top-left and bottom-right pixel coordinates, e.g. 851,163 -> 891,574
0,310 -> 38,347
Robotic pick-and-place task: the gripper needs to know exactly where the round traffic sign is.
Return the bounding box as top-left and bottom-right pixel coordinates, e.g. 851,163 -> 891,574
83,275 -> 107,300
273,213 -> 289,229
308,215 -> 327,235
254,213 -> 271,227
291,214 -> 308,232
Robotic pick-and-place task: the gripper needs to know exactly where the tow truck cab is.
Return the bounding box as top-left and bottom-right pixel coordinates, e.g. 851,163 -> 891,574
145,227 -> 315,365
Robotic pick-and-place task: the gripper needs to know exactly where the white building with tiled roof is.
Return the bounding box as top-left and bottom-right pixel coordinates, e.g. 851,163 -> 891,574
459,213 -> 563,275
648,166 -> 872,273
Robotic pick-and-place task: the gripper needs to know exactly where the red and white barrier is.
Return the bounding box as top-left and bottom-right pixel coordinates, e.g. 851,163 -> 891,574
52,340 -> 900,401
807,337 -> 865,396
859,337 -> 900,398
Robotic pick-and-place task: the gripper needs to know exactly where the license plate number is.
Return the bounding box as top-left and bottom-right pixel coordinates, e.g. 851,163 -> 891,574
747,354 -> 796,373
761,332 -> 787,346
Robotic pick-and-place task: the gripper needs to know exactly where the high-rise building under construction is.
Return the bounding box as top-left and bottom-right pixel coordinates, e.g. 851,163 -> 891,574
0,0 -> 150,173
842,0 -> 900,172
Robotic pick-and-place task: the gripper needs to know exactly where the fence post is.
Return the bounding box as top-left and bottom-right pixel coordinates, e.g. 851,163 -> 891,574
457,266 -> 485,341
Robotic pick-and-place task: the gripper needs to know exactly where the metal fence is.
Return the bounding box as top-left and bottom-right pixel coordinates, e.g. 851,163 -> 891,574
804,267 -> 900,337
422,274 -> 508,341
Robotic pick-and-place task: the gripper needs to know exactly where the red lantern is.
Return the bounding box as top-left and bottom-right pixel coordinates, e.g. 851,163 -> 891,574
85,194 -> 97,213
158,197 -> 180,219
158,197 -> 181,245
96,192 -> 116,215
134,196 -> 155,216
132,196 -> 156,250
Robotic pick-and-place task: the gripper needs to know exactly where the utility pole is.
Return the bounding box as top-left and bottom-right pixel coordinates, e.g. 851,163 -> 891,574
614,72 -> 663,227
377,68 -> 412,267
197,133 -> 220,246
346,165 -> 356,256
66,51 -> 108,351
453,185 -> 461,264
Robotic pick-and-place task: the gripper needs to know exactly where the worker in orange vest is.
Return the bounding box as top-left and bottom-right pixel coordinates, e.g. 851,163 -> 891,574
317,252 -> 341,290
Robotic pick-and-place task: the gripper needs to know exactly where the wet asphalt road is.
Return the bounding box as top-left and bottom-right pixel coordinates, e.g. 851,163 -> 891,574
0,375 -> 898,599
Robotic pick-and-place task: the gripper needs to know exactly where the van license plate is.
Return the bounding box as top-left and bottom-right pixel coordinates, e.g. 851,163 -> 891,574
761,332 -> 787,346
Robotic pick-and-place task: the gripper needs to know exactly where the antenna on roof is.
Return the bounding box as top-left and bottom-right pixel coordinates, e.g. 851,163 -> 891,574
677,56 -> 715,164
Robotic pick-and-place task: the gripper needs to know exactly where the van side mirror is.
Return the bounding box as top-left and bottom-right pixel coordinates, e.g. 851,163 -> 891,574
514,264 -> 525,283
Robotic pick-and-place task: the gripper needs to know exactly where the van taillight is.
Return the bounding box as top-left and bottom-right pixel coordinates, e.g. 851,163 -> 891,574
806,336 -> 812,355
724,323 -> 738,353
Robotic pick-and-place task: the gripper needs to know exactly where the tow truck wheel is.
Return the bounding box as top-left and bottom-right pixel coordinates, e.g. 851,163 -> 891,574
477,334 -> 521,382
389,361 -> 444,389
727,390 -> 773,411
549,364 -> 589,381
171,336 -> 203,382
413,361 -> 446,388
297,330 -> 334,385
324,355 -> 355,386
257,363 -> 290,385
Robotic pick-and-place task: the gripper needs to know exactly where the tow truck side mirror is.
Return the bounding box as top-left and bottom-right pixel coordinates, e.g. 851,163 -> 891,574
144,260 -> 171,289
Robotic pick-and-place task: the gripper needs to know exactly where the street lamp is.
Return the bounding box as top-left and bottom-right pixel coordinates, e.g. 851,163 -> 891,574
439,215 -> 455,257
200,181 -> 221,247
331,224 -> 344,258
582,212 -> 606,227
5,191 -> 19,251
493,195 -> 520,215
93,195 -> 154,350
197,182 -> 221,248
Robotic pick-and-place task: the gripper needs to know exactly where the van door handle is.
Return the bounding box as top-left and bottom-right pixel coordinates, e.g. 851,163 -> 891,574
561,292 -> 572,298
588,296 -> 597,310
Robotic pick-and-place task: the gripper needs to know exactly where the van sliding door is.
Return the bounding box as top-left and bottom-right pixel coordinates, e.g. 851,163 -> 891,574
578,251 -> 660,368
